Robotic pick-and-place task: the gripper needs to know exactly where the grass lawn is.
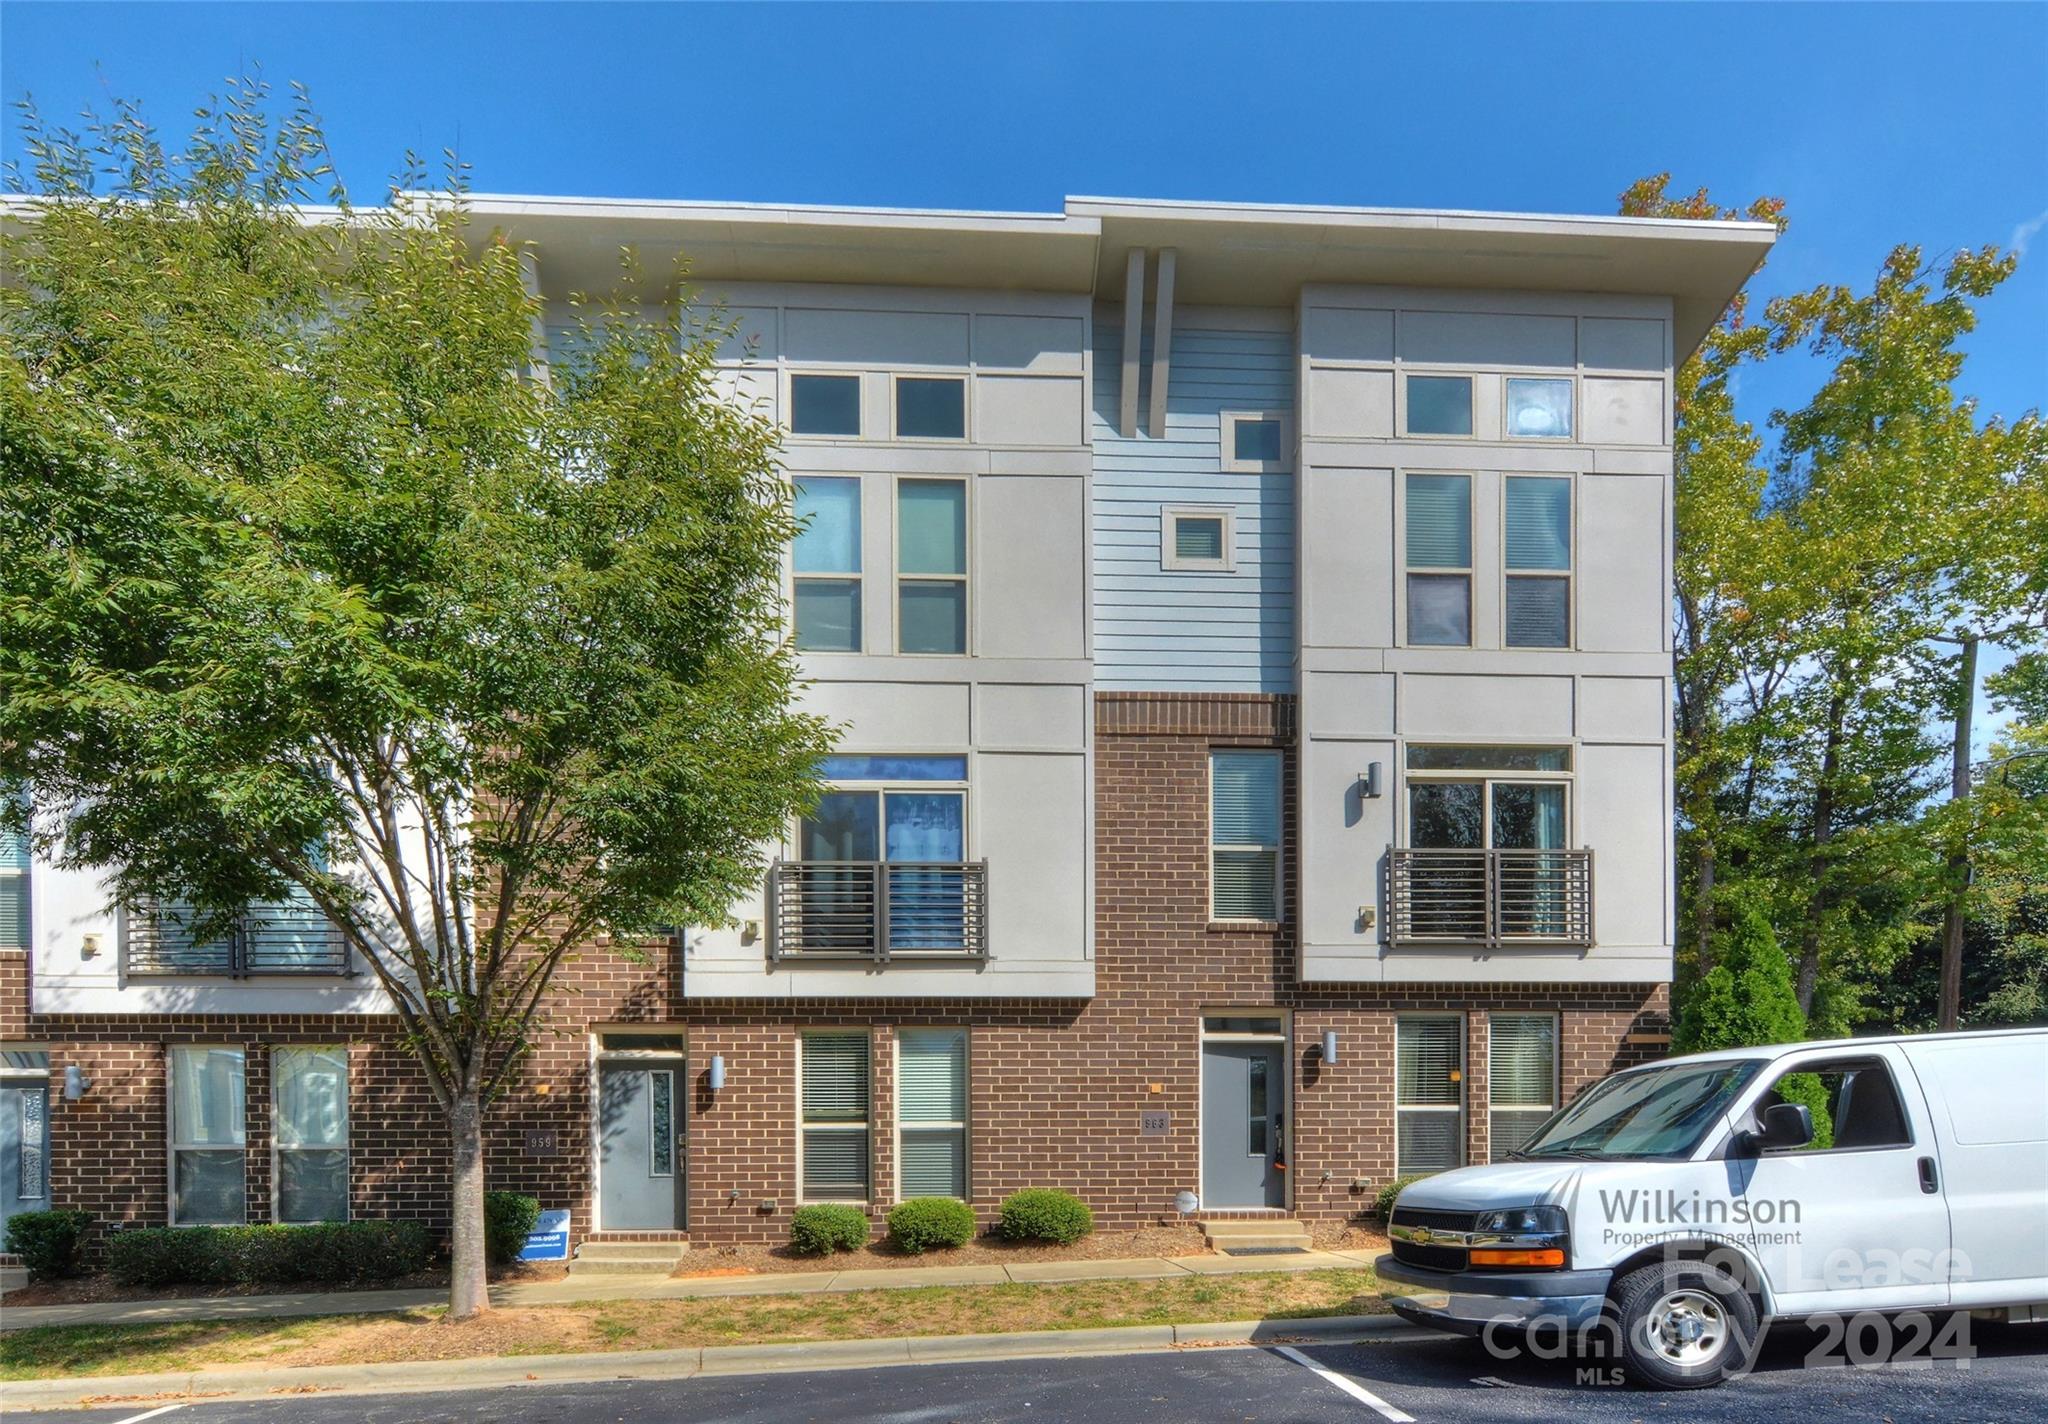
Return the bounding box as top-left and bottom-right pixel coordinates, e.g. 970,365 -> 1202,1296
0,1267 -> 1384,1382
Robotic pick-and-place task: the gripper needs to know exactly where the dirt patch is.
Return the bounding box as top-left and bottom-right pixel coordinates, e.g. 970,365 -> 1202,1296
1306,1222 -> 1390,1253
1,1261 -> 568,1307
677,1222 -> 1211,1275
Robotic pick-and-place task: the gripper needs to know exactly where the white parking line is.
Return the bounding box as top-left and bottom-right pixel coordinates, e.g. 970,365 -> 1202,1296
1274,1345 -> 1417,1422
109,1408 -> 184,1424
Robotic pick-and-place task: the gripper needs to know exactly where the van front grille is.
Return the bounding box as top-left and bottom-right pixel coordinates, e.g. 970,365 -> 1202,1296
1391,1240 -> 1467,1272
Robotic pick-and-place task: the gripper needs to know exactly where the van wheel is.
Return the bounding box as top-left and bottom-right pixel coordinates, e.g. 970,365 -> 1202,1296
1612,1261 -> 1758,1389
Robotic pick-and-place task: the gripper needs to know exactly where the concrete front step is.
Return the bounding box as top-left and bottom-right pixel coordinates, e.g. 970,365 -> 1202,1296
568,1239 -> 688,1275
1199,1218 -> 1312,1253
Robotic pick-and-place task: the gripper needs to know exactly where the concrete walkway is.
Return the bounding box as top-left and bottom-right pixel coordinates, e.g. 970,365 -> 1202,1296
0,1248 -> 1383,1333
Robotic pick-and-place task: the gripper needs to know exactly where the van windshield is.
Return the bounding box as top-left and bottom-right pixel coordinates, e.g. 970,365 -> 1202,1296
1516,1061 -> 1762,1161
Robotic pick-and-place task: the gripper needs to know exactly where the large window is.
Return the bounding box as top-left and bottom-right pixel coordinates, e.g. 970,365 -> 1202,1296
1488,1014 -> 1558,1161
273,1046 -> 349,1223
897,1028 -> 968,1199
897,479 -> 968,654
1406,745 -> 1572,939
801,1032 -> 871,1201
793,477 -> 862,653
0,812 -> 27,952
1405,474 -> 1471,646
1397,1017 -> 1464,1174
1210,749 -> 1281,922
170,1046 -> 246,1225
1504,477 -> 1572,648
790,373 -> 862,437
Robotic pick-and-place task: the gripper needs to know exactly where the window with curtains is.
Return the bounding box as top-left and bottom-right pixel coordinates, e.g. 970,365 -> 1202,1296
1488,1015 -> 1558,1161
1405,474 -> 1471,646
170,1046 -> 246,1224
793,477 -> 862,652
1397,1017 -> 1464,1174
790,373 -> 862,436
1210,749 -> 1282,922
0,811 -> 27,952
274,1046 -> 349,1222
1504,477 -> 1572,647
800,1032 -> 871,1201
897,479 -> 968,654
897,1028 -> 968,1199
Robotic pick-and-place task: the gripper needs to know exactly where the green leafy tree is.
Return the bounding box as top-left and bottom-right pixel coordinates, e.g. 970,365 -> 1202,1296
1672,907 -> 1832,1147
0,84 -> 831,1318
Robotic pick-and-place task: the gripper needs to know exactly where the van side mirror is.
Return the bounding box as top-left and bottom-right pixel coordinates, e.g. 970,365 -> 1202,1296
1757,1102 -> 1815,1151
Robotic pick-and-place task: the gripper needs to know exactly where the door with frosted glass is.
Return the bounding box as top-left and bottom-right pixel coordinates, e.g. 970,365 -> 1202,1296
0,1079 -> 51,1239
598,1063 -> 683,1230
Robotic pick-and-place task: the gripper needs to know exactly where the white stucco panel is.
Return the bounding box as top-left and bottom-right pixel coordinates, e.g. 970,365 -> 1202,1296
784,307 -> 971,367
1579,676 -> 1669,743
1398,310 -> 1576,369
976,683 -> 1087,752
1576,475 -> 1668,653
973,374 -> 1085,446
1300,305 -> 1394,363
1579,316 -> 1665,372
1305,672 -> 1395,736
1582,376 -> 1666,446
1306,367 -> 1394,439
973,313 -> 1086,373
1578,741 -> 1672,952
1301,468 -> 1395,648
797,680 -> 972,747
1300,735 -> 1396,949
1398,674 -> 1574,738
976,752 -> 1089,968
976,476 -> 1086,660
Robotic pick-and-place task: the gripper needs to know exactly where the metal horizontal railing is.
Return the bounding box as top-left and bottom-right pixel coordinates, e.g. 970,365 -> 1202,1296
1387,849 -> 1593,949
767,860 -> 988,962
127,900 -> 353,978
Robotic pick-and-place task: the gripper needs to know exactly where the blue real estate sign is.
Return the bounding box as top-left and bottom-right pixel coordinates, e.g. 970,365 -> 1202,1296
519,1209 -> 571,1262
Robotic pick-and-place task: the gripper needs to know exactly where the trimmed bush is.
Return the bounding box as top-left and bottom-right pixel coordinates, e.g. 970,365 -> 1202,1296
484,1192 -> 543,1267
997,1189 -> 1093,1245
108,1221 -> 432,1288
1373,1176 -> 1425,1218
3,1209 -> 92,1281
789,1204 -> 870,1255
888,1197 -> 976,1254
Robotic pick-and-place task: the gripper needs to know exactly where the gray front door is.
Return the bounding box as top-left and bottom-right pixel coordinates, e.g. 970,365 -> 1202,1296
598,1063 -> 683,1230
1201,1041 -> 1284,1208
1,1080 -> 52,1236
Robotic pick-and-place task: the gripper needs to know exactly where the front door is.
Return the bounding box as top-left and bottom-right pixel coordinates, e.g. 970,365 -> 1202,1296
0,1078 -> 52,1238
1201,1041 -> 1284,1208
597,1063 -> 683,1230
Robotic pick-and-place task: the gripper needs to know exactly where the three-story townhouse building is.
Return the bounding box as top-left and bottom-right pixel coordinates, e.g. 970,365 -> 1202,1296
0,195 -> 1773,1262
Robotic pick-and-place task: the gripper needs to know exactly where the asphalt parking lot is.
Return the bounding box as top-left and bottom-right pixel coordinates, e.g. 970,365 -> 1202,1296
10,1320 -> 2044,1424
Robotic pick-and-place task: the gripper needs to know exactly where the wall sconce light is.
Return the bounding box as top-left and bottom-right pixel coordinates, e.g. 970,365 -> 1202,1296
1322,1030 -> 1339,1066
1358,763 -> 1383,799
708,1054 -> 727,1092
63,1064 -> 90,1100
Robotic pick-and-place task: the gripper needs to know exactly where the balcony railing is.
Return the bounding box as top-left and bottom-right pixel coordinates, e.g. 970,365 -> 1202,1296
767,860 -> 989,963
127,899 -> 353,978
1387,849 -> 1593,949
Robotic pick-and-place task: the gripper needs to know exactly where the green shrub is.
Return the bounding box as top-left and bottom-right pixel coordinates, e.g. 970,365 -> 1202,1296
888,1197 -> 976,1254
484,1192 -> 543,1267
997,1189 -> 1093,1245
107,1221 -> 432,1288
1373,1176 -> 1426,1218
3,1210 -> 92,1281
789,1204 -> 870,1255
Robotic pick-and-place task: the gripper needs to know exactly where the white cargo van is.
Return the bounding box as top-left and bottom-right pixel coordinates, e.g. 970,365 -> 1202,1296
1376,1027 -> 2048,1388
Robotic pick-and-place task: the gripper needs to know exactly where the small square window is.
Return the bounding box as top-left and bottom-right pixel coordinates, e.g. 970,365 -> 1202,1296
1505,378 -> 1574,439
1406,375 -> 1473,436
1162,507 -> 1235,571
896,377 -> 966,440
1221,411 -> 1291,472
790,374 -> 862,436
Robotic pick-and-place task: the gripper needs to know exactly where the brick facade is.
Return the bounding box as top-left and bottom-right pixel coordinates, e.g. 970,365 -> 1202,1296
1,692 -> 1668,1253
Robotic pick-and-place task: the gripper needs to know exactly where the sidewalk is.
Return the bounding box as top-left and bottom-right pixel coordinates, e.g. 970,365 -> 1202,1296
0,1247 -> 1382,1333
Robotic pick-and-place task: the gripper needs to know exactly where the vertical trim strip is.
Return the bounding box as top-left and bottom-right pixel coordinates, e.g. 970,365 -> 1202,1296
1147,247 -> 1176,437
1119,248 -> 1146,437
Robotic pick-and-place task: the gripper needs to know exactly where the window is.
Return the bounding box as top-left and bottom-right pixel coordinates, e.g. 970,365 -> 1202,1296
170,1046 -> 246,1225
801,1032 -> 870,1201
897,479 -> 967,654
790,373 -> 862,436
793,477 -> 862,652
1756,1057 -> 1913,1153
1210,749 -> 1281,922
274,1046 -> 348,1223
1405,474 -> 1471,646
1220,411 -> 1291,472
0,811 -> 27,952
1405,747 -> 1573,940
1405,375 -> 1473,436
897,1028 -> 968,1199
1407,745 -> 1570,773
1504,477 -> 1572,647
895,376 -> 966,439
1505,377 -> 1573,439
1488,1015 -> 1557,1161
798,760 -> 968,952
1162,506 -> 1235,572
1397,1017 -> 1465,1174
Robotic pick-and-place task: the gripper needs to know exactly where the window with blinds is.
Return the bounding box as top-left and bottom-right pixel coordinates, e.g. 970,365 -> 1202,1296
1504,477 -> 1572,648
1396,1017 -> 1464,1174
1489,1014 -> 1558,1161
897,479 -> 968,655
801,1032 -> 871,1201
0,819 -> 28,953
1405,474 -> 1471,646
897,1028 -> 968,1200
793,477 -> 862,653
1210,749 -> 1281,922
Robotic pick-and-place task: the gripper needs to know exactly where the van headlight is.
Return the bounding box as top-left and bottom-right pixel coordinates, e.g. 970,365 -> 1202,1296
1474,1205 -> 1568,1236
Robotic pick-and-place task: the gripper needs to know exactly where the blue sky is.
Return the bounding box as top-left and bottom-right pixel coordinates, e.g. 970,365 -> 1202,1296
6,1 -> 2046,737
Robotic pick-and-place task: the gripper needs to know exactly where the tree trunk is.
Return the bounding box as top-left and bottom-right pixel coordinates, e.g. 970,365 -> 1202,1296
1796,690 -> 1848,1016
1938,636 -> 1979,1032
447,1091 -> 490,1321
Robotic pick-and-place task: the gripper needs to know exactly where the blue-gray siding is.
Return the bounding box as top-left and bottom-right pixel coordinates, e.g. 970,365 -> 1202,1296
1091,312 -> 1296,692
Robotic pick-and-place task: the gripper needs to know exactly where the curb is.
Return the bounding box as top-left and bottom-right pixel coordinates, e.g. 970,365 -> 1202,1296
0,1313 -> 1409,1410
